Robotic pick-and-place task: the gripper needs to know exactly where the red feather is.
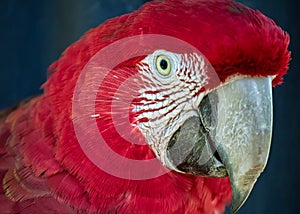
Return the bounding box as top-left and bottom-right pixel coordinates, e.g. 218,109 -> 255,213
0,0 -> 290,213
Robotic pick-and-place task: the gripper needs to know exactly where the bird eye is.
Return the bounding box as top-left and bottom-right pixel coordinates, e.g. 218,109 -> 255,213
156,55 -> 171,76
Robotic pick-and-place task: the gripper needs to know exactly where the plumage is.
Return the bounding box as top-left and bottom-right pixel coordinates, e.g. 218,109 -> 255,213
0,0 -> 290,213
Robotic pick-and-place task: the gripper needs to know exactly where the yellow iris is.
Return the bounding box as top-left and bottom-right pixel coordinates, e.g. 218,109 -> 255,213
156,55 -> 171,76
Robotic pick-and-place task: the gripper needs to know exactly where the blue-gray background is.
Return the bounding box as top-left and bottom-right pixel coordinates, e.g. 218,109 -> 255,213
0,1 -> 299,213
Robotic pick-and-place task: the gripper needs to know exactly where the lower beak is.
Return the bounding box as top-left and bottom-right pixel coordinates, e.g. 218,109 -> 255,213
165,77 -> 273,213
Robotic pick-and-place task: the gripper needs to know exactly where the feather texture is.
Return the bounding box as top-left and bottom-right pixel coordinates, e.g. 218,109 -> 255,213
0,0 -> 290,213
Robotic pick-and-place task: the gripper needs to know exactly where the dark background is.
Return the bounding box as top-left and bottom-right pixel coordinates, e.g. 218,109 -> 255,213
0,0 -> 299,213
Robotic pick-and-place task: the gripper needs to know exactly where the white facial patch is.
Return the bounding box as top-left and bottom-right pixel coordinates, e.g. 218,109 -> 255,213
132,50 -> 209,164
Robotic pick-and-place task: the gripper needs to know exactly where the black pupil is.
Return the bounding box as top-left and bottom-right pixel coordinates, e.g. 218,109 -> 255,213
160,59 -> 168,70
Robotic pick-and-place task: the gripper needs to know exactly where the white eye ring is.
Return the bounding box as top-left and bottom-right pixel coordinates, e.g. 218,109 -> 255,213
156,55 -> 171,76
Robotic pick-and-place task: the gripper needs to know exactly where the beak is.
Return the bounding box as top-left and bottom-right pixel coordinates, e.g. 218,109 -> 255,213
165,77 -> 273,213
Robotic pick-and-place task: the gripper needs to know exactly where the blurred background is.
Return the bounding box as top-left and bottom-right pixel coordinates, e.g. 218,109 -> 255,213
0,0 -> 299,213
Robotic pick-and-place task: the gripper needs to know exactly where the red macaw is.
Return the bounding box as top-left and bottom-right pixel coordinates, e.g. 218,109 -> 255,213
0,0 -> 290,213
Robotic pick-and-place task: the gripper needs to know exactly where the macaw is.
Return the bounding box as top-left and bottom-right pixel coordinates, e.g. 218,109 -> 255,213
0,0 -> 290,213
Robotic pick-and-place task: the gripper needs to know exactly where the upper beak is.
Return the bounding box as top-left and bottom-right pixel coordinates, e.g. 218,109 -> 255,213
165,77 -> 273,213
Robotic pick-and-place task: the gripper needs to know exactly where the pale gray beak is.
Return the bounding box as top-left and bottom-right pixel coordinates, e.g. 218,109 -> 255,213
165,77 -> 273,213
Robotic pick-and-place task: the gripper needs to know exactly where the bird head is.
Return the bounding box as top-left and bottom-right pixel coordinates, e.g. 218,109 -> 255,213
46,0 -> 290,213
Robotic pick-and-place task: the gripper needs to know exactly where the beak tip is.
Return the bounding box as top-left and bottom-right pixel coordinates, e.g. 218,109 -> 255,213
230,204 -> 241,214
230,185 -> 253,214
230,208 -> 237,214
230,199 -> 245,214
